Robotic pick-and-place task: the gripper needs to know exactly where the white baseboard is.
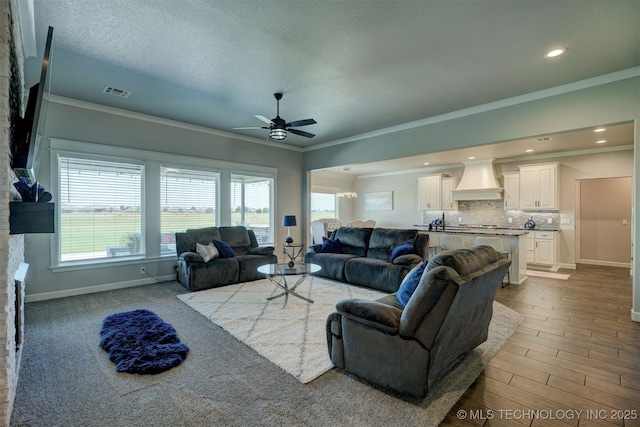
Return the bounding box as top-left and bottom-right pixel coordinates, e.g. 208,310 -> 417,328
632,308 -> 640,323
577,259 -> 632,269
25,275 -> 176,303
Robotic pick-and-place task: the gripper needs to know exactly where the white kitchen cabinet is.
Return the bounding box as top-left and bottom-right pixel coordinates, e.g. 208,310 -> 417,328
519,163 -> 558,210
418,174 -> 442,210
526,231 -> 557,266
441,177 -> 460,210
419,174 -> 460,210
502,171 -> 520,210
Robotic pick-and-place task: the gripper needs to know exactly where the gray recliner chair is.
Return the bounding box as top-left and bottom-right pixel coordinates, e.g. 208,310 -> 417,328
326,245 -> 511,397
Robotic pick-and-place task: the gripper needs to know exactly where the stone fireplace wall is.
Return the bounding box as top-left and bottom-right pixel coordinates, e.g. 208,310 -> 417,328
1,0 -> 26,424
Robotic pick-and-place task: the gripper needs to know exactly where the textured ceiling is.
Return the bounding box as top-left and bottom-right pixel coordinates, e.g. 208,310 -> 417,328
24,0 -> 640,159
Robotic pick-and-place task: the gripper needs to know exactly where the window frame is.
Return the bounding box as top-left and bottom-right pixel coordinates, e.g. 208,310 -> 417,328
310,185 -> 339,221
56,151 -> 146,265
49,138 -> 277,271
160,165 -> 221,256
230,171 -> 275,245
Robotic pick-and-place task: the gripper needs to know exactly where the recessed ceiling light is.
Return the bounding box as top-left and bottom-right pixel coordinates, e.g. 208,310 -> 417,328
596,140 -> 607,144
544,48 -> 567,58
525,149 -> 534,153
593,128 -> 606,133
423,162 -> 430,165
468,156 -> 475,160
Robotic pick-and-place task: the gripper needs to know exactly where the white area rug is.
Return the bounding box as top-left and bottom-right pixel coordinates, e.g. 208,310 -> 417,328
177,275 -> 523,396
527,270 -> 571,280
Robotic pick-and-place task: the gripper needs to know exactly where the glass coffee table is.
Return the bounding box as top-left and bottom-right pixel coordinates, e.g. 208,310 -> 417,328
257,263 -> 321,307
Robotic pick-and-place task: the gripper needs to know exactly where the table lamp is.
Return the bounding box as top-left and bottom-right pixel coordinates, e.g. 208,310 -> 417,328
282,215 -> 297,244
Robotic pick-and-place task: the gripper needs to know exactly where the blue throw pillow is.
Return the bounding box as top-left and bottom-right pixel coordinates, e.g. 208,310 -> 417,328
321,237 -> 342,253
212,240 -> 235,258
396,261 -> 428,307
389,239 -> 414,262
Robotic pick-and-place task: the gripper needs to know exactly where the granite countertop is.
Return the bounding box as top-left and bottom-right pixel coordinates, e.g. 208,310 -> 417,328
411,225 -> 560,236
429,229 -> 529,236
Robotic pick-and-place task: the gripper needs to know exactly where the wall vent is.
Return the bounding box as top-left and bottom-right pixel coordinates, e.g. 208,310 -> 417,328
103,86 -> 131,98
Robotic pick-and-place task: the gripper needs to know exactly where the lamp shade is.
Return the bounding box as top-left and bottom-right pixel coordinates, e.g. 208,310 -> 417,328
282,215 -> 297,227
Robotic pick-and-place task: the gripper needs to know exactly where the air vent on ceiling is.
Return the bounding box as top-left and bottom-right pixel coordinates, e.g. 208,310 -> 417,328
536,136 -> 552,142
103,86 -> 131,98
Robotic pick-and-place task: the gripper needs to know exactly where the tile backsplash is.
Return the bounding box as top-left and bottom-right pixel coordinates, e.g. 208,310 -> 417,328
423,200 -> 560,230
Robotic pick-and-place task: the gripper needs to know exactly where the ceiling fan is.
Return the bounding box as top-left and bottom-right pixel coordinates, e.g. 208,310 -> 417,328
234,93 -> 317,141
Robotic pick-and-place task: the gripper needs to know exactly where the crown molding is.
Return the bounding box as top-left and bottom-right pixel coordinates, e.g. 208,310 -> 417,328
49,95 -> 304,152
306,67 -> 640,152
350,144 -> 634,179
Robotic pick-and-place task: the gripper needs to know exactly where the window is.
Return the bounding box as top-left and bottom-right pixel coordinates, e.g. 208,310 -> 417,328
231,174 -> 273,244
51,138 -> 277,268
311,192 -> 337,221
59,156 -> 144,262
160,166 -> 219,255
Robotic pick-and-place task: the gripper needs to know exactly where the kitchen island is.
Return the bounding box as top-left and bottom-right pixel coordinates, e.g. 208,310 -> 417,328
413,225 -> 529,285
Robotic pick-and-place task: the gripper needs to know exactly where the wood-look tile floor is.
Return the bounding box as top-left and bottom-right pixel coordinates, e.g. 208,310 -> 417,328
444,264 -> 640,427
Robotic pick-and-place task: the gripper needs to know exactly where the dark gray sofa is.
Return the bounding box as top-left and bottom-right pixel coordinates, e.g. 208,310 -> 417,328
176,226 -> 277,291
303,227 -> 429,293
326,245 -> 511,397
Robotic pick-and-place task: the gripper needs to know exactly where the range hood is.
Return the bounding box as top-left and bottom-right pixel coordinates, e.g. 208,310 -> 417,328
452,159 -> 504,201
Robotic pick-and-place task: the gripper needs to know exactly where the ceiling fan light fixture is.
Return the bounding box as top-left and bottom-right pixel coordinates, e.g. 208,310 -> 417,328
235,93 -> 316,140
269,128 -> 287,140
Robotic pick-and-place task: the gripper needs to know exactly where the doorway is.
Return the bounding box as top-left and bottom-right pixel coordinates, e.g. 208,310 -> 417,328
576,177 -> 632,268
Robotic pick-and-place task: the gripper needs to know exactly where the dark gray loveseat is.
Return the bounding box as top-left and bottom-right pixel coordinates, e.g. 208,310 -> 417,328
303,227 -> 429,293
326,245 -> 511,397
176,226 -> 277,291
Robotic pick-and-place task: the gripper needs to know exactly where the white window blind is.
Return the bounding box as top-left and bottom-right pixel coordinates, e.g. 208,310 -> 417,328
231,174 -> 273,244
161,166 -> 218,255
59,156 -> 144,262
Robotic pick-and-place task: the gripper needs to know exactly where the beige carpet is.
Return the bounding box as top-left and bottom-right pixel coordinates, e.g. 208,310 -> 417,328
12,280 -> 522,427
527,270 -> 571,280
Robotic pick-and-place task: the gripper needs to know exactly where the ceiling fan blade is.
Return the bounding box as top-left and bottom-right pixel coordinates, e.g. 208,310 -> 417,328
254,114 -> 274,125
289,128 -> 315,138
233,126 -> 267,130
286,118 -> 317,128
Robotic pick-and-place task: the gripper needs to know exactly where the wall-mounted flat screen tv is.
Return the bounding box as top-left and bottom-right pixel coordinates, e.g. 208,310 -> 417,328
11,26 -> 54,183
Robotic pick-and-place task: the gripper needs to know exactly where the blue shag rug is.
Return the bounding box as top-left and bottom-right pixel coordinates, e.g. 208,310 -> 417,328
99,309 -> 189,374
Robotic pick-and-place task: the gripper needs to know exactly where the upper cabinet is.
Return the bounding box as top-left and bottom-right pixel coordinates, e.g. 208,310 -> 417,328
419,174 -> 459,210
502,172 -> 520,210
418,174 -> 442,210
519,163 -> 559,210
441,177 -> 460,211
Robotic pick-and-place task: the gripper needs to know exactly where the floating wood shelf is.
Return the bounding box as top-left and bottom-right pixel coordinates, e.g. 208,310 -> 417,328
9,202 -> 55,235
